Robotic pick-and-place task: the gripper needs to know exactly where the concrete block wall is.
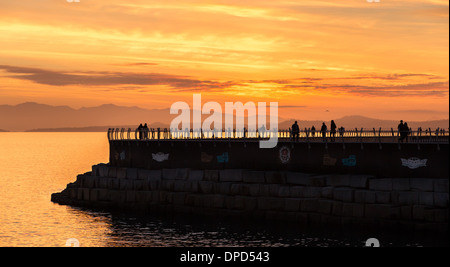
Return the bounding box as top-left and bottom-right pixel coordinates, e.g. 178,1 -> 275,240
52,164 -> 449,231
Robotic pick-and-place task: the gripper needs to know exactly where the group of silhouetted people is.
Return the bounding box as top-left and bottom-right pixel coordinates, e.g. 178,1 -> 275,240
418,127 -> 447,137
397,120 -> 411,142
137,123 -> 149,139
291,119 -> 444,143
291,120 -> 342,142
320,120 -> 339,142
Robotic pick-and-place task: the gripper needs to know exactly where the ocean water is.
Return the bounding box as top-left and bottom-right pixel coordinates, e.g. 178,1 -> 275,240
0,133 -> 446,247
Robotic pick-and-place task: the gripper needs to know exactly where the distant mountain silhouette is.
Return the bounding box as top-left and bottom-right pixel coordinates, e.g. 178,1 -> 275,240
26,126 -> 131,132
0,102 -> 448,132
25,123 -> 167,132
0,129 -> 9,132
0,102 -> 173,131
0,102 -> 287,131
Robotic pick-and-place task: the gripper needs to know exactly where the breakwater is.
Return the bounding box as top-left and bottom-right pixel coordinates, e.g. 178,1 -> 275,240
52,165 -> 448,232
52,133 -> 449,232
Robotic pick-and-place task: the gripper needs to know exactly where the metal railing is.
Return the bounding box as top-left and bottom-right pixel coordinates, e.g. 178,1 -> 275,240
108,127 -> 449,144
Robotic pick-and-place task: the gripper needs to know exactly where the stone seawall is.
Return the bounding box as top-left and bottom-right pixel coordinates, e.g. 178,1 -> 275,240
51,164 -> 449,232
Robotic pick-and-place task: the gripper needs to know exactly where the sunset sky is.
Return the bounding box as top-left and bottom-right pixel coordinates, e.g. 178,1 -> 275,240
0,0 -> 448,121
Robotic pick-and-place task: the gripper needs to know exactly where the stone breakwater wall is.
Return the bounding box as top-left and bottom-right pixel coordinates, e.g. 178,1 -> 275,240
52,164 -> 449,232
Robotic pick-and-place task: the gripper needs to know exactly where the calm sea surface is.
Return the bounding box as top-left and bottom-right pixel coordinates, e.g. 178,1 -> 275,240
0,133 -> 446,247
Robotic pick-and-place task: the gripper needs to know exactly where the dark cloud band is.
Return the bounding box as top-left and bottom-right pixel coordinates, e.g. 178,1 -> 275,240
0,64 -> 447,97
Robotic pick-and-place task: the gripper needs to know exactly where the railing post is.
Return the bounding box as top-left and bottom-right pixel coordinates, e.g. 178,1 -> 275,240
377,127 -> 382,149
378,127 -> 382,143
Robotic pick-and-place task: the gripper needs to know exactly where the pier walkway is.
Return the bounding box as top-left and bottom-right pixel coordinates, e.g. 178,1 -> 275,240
108,127 -> 449,144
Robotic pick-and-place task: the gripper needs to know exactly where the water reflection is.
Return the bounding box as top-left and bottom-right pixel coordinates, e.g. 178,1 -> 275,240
67,207 -> 447,247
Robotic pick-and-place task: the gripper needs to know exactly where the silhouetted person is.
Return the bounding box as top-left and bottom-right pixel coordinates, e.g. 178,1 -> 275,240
330,120 -> 337,142
292,121 -> 300,141
137,123 -> 143,140
311,126 -> 316,137
398,120 -> 404,142
339,126 -> 345,137
397,120 -> 404,138
259,124 -> 266,138
404,122 -> 410,142
398,122 -> 409,142
143,123 -> 149,139
321,122 -> 327,141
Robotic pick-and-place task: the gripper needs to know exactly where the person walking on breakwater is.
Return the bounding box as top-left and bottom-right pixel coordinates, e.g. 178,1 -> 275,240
398,121 -> 409,143
330,120 -> 337,142
404,122 -> 410,142
292,121 -> 300,141
397,120 -> 404,141
311,125 -> 316,137
339,126 -> 345,138
143,123 -> 149,139
137,123 -> 143,140
321,122 -> 327,141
